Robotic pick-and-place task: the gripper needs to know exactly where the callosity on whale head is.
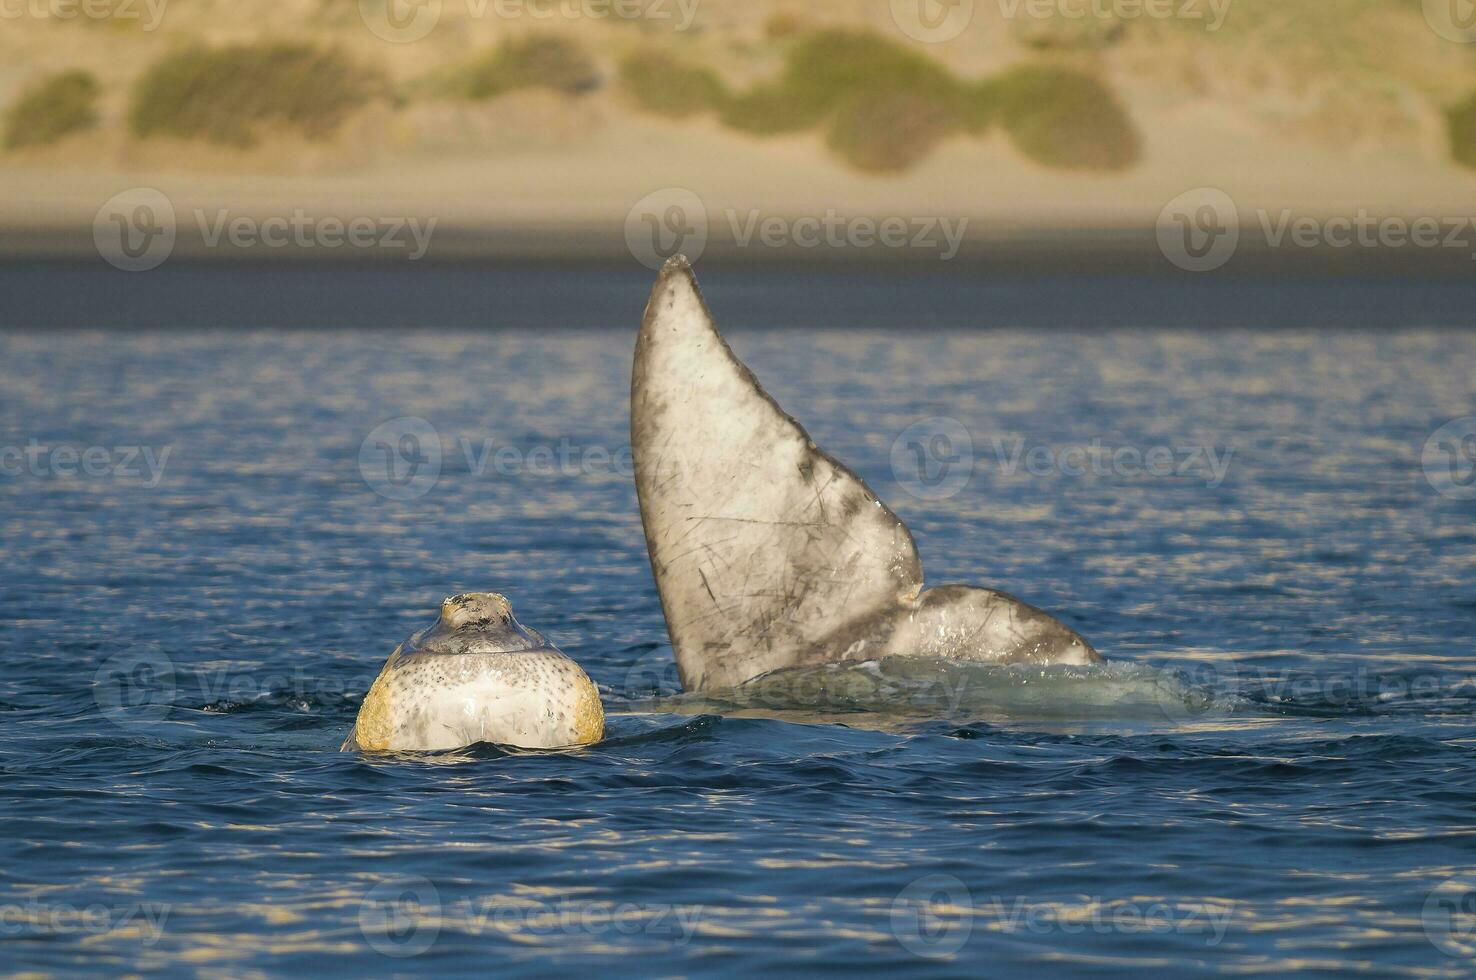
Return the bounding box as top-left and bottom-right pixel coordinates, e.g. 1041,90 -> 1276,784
341,593 -> 604,753
631,255 -> 1098,692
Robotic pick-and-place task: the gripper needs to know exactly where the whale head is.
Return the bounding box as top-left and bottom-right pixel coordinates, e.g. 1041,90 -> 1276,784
401,592 -> 549,658
439,592 -> 514,629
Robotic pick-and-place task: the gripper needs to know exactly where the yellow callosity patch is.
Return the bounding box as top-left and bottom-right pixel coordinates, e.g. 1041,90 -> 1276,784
571,671 -> 605,746
351,670 -> 395,751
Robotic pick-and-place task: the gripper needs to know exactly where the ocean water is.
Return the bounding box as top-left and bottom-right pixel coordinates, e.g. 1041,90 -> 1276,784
4,274 -> 1476,976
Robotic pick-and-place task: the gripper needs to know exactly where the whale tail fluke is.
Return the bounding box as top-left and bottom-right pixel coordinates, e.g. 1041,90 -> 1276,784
631,258 -> 1098,692
632,257 -> 925,691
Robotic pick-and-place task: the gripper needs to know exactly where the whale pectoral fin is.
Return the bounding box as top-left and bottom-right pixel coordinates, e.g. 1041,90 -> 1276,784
632,256 -> 924,691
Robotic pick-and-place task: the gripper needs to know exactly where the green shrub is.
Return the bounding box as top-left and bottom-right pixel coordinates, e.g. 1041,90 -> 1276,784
719,82 -> 831,134
4,70 -> 100,151
956,79 -> 1000,135
630,27 -> 1142,176
465,35 -> 600,101
1448,91 -> 1476,170
986,65 -> 1140,170
619,49 -> 726,119
130,43 -> 387,147
782,30 -> 960,111
826,90 -> 959,173
720,28 -> 963,140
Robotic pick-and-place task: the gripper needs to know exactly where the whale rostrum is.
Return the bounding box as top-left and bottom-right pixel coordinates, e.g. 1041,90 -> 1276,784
631,256 -> 1099,692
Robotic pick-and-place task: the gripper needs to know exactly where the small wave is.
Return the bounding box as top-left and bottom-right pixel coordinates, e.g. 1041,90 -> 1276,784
1240,667 -> 1476,718
631,658 -> 1239,730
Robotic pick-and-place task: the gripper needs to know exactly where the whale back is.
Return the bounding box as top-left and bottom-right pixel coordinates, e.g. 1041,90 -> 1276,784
631,257 -> 923,691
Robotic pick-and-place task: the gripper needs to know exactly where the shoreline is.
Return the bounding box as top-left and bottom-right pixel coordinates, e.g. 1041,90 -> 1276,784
4,250 -> 1474,330
8,221 -> 1476,277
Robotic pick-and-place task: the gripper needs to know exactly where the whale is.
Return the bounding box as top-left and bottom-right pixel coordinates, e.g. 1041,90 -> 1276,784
342,593 -> 604,752
631,256 -> 1099,693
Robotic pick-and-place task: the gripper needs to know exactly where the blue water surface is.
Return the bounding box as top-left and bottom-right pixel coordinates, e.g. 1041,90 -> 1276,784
3,270 -> 1476,976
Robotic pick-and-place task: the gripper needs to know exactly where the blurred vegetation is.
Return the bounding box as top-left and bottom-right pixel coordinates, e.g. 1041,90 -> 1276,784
619,49 -> 726,119
1448,92 -> 1476,170
719,83 -> 824,135
130,43 -> 387,147
985,65 -> 1140,170
464,35 -> 600,101
721,30 -> 962,137
97,20 -> 1143,174
4,70 -> 100,151
826,90 -> 959,174
622,28 -> 1138,174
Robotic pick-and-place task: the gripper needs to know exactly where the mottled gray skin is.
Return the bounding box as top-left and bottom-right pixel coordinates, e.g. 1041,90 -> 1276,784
342,594 -> 604,752
632,256 -> 1099,692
